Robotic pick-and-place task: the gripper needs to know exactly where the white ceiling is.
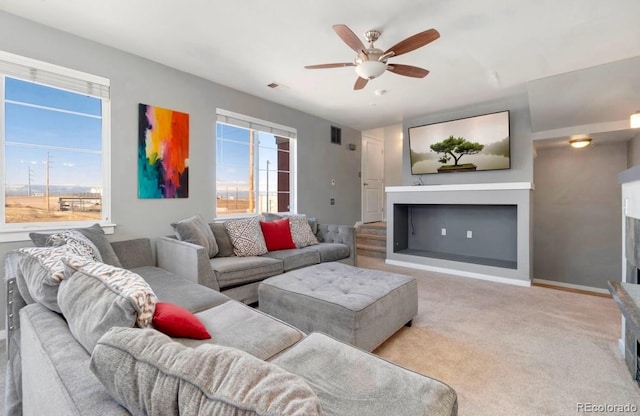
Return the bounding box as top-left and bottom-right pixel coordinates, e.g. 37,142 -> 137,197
1,0 -> 640,131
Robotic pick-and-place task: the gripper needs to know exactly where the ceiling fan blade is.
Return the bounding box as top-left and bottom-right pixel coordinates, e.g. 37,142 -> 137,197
333,24 -> 366,54
384,28 -> 440,57
354,77 -> 368,90
305,63 -> 355,69
387,64 -> 430,78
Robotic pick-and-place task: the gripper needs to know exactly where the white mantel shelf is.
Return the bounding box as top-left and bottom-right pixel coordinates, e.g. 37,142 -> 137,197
386,182 -> 533,193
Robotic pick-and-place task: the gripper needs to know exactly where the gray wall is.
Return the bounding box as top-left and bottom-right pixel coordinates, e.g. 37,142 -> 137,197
533,142 -> 626,289
0,11 -> 362,332
403,204 -> 517,263
402,94 -> 533,185
627,133 -> 640,167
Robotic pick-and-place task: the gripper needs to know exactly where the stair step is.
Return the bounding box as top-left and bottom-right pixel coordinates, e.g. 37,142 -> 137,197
357,238 -> 386,248
357,248 -> 387,259
357,226 -> 387,236
355,232 -> 386,241
357,243 -> 386,252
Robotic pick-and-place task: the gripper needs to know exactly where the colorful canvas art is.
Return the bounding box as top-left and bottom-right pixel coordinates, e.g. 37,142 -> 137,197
138,104 -> 189,198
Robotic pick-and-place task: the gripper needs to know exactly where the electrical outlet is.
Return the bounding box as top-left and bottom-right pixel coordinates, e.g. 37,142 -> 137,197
466,230 -> 472,238
441,228 -> 446,236
330,198 -> 335,205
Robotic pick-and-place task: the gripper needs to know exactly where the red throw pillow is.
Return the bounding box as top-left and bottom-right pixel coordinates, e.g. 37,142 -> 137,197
260,218 -> 297,251
152,302 -> 211,340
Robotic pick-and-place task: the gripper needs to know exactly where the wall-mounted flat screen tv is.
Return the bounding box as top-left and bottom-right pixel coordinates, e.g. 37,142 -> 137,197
408,110 -> 510,175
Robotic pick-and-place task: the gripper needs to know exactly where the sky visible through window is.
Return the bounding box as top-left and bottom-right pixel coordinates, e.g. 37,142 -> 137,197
4,77 -> 102,195
216,123 -> 285,198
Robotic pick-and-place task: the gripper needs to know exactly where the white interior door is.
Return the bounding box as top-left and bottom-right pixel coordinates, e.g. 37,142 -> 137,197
362,136 -> 384,223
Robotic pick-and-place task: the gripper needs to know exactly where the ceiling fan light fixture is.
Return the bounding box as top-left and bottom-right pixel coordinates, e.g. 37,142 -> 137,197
355,60 -> 387,80
569,138 -> 592,148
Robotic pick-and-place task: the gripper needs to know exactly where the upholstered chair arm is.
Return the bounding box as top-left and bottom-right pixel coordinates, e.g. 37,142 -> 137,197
156,237 -> 220,291
316,224 -> 357,266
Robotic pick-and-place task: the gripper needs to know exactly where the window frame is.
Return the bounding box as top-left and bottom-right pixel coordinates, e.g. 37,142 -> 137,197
215,109 -> 297,219
0,51 -> 113,242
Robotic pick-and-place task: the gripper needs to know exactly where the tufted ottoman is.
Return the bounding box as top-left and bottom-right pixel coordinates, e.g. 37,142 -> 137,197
258,262 -> 418,351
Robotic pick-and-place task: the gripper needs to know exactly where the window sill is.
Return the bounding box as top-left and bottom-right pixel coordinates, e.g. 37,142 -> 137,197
0,223 -> 116,243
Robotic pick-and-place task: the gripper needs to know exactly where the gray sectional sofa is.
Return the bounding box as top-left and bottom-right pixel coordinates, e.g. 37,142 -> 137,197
5,233 -> 458,416
157,216 -> 357,304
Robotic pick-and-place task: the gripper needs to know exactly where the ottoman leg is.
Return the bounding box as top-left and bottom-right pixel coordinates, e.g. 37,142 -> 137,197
405,319 -> 413,327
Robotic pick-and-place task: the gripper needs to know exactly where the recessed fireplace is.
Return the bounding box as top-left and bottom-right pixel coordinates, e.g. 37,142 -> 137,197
393,203 -> 517,269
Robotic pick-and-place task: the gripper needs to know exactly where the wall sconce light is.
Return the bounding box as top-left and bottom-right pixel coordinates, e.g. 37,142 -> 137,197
569,138 -> 592,148
631,111 -> 640,128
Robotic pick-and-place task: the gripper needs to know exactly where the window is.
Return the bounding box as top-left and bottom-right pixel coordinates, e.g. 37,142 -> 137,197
216,110 -> 296,217
0,51 -> 111,241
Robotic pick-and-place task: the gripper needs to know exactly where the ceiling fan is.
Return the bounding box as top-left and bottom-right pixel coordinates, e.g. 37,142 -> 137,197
305,24 -> 440,90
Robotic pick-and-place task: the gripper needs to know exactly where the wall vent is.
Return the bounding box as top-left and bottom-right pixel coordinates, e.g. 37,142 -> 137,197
331,126 -> 342,145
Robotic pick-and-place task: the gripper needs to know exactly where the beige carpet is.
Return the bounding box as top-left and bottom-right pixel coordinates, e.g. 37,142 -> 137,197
362,256 -> 640,416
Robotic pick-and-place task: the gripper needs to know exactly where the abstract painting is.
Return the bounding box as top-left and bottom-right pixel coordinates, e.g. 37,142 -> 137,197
138,103 -> 189,198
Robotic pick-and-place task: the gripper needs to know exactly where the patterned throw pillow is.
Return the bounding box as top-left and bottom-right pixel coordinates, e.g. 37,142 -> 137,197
45,229 -> 103,262
288,215 -> 319,248
224,216 -> 268,257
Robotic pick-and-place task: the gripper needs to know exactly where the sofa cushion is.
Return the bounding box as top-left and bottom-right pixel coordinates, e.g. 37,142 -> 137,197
14,245 -> 95,313
210,222 -> 235,257
171,214 -> 219,258
273,332 -> 458,416
20,304 -> 131,416
91,327 -> 321,416
58,258 -> 158,353
263,248 -> 320,272
152,302 -> 211,340
288,215 -> 318,248
313,242 -> 350,263
260,218 -> 297,251
210,256 -> 283,289
29,223 -> 123,267
132,266 -> 229,313
177,300 -> 305,360
224,216 -> 268,256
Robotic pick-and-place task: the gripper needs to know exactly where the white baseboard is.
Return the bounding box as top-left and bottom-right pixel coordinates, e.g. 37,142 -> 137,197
385,259 -> 532,287
0,329 -> 6,341
532,278 -> 610,295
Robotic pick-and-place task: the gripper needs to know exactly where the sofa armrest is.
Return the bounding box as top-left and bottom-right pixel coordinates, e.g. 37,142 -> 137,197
110,238 -> 154,269
316,224 -> 357,267
156,237 -> 220,291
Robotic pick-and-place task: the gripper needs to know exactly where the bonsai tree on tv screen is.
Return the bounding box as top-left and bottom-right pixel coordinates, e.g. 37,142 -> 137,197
430,135 -> 484,172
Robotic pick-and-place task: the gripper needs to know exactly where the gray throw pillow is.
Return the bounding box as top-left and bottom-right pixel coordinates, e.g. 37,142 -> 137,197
13,245 -> 94,312
29,223 -> 123,267
210,222 -> 235,257
91,327 -> 322,416
58,258 -> 158,353
171,214 -> 219,258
